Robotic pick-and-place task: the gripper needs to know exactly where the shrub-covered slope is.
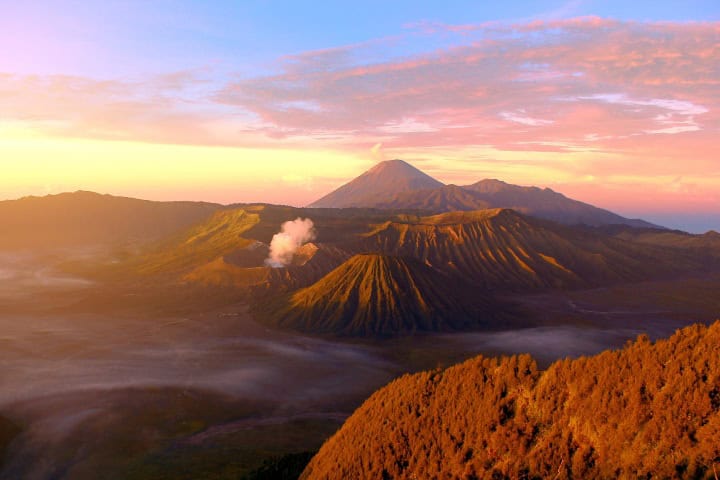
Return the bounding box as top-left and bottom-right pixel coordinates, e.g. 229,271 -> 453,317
303,321 -> 720,479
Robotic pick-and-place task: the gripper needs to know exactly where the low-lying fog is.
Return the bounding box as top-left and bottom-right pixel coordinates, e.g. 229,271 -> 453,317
0,252 -> 695,478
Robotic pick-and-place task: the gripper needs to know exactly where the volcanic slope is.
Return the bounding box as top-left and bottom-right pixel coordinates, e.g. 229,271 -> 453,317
308,160 -> 657,228
359,209 -> 699,290
308,159 -> 443,208
302,320 -> 720,479
132,207 -> 261,276
184,242 -> 350,291
376,180 -> 656,227
371,184 -> 492,212
257,254 -> 502,337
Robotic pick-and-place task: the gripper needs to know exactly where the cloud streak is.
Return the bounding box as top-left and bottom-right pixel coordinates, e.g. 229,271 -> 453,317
215,18 -> 718,157
3,18 -> 717,156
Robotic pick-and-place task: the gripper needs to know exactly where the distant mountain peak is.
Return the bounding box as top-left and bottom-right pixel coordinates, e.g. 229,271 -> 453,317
367,159 -> 418,173
308,159 -> 443,208
308,161 -> 660,229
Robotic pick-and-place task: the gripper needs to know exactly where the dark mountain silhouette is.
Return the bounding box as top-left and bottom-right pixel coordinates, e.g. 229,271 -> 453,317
0,415 -> 20,470
302,320 -> 720,479
308,160 -> 443,208
308,160 -> 659,228
255,253 -> 502,336
0,191 -> 221,249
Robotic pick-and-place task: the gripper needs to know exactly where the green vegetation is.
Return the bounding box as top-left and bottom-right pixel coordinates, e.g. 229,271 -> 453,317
303,321 -> 720,479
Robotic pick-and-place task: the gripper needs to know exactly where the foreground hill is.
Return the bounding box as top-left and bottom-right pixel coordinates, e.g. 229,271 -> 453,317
0,191 -> 221,249
309,160 -> 658,228
308,160 -> 444,208
256,254 -> 504,336
302,321 -> 720,479
360,209 -> 695,290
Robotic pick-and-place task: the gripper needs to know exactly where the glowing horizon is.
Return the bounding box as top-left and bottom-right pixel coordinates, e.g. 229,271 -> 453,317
1,1 -> 718,232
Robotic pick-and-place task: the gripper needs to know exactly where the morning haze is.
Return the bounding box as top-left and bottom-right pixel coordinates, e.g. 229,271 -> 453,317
1,1 -> 719,478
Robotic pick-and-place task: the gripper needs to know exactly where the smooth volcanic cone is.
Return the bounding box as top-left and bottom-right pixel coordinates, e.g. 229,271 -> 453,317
308,160 -> 443,208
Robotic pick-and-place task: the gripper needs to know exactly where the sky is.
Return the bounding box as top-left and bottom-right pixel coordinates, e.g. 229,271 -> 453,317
1,0 -> 718,232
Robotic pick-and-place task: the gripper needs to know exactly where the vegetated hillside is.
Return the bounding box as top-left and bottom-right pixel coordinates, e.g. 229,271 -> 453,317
0,191 -> 221,249
359,209 -> 695,290
256,254 -> 504,336
308,160 -> 443,208
302,321 -> 720,479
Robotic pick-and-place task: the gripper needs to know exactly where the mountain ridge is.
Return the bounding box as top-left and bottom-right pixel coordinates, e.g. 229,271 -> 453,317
308,160 -> 660,229
0,191 -> 222,249
358,208 -> 691,290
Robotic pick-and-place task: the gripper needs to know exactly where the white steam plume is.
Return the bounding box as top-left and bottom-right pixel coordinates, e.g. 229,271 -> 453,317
265,218 -> 316,267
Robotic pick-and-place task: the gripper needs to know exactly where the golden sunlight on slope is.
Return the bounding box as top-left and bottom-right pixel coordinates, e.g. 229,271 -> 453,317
361,209 -> 702,289
303,321 -> 720,479
255,253 -> 508,337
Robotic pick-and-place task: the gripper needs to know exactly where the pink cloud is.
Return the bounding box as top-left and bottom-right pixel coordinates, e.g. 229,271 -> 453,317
217,18 -> 717,157
2,16 -> 718,202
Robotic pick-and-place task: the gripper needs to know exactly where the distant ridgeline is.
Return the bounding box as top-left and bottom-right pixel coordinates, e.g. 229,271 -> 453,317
302,321 -> 720,479
309,160 -> 658,229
